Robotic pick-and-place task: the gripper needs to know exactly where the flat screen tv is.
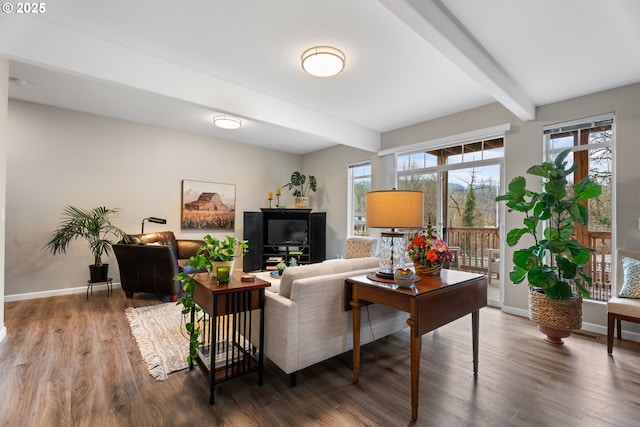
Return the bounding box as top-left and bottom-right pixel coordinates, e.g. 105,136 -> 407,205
267,219 -> 307,244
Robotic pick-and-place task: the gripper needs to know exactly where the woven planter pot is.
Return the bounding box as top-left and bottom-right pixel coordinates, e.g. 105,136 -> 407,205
415,262 -> 443,276
528,290 -> 582,331
295,196 -> 309,208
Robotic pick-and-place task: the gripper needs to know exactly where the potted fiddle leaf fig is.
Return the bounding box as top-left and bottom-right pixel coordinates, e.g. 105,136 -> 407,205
44,206 -> 129,282
283,171 -> 317,208
496,149 -> 601,343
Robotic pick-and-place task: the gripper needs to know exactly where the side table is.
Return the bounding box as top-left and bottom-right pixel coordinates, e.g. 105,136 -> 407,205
192,271 -> 270,404
347,269 -> 487,420
86,277 -> 113,299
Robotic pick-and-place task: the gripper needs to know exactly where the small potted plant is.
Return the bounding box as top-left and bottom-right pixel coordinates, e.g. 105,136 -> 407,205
200,235 -> 249,277
44,206 -> 129,282
283,171 -> 317,208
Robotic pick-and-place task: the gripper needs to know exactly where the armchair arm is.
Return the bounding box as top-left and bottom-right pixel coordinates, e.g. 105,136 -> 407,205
176,239 -> 205,260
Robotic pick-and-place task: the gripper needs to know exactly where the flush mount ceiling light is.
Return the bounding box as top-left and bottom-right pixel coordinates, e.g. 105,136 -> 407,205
301,46 -> 345,77
213,115 -> 242,130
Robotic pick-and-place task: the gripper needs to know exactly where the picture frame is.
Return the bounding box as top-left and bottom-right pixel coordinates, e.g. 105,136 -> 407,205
181,179 -> 236,230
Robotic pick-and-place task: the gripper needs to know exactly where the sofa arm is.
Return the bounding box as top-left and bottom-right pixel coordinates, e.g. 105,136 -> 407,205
177,239 -> 204,260
261,292 -> 300,375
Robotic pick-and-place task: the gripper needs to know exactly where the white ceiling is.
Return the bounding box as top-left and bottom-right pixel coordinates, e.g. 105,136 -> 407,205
2,0 -> 639,154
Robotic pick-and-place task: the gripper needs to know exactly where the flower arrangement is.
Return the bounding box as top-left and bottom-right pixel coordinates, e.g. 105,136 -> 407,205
407,222 -> 453,274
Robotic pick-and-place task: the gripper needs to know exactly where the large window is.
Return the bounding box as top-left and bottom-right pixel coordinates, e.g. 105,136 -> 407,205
348,161 -> 371,236
544,113 -> 614,301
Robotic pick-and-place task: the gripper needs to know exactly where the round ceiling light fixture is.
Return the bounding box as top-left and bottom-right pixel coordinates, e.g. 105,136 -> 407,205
213,115 -> 242,130
301,46 -> 345,77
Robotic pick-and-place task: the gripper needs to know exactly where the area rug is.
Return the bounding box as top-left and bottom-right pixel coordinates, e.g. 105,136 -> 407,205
125,303 -> 188,381
125,303 -> 248,381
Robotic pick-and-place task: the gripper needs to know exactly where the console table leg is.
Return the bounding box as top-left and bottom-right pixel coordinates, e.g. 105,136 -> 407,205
409,321 -> 421,421
472,310 -> 479,375
351,301 -> 361,384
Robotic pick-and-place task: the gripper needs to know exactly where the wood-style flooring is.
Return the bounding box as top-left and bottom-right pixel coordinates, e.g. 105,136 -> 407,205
1,289 -> 639,427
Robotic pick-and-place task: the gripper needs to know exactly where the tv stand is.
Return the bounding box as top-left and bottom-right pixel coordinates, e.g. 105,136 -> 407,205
243,209 -> 326,272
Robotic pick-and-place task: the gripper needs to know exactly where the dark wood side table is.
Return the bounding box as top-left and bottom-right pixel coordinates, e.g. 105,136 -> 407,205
192,271 -> 269,404
347,269 -> 487,420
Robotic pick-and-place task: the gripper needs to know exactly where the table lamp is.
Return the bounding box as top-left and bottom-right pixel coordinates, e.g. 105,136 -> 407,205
366,189 -> 424,279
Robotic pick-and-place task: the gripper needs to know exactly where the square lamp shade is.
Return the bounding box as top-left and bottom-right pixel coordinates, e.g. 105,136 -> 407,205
366,190 -> 424,279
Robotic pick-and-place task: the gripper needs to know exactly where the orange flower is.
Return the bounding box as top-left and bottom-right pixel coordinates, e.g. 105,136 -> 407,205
426,249 -> 438,262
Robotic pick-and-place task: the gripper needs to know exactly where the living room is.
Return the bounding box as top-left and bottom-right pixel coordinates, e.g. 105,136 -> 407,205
2,1 -> 640,425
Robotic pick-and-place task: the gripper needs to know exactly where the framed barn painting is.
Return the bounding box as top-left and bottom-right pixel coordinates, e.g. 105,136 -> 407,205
181,180 -> 236,230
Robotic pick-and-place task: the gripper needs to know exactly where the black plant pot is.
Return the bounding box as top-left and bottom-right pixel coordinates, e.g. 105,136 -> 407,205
89,264 -> 109,283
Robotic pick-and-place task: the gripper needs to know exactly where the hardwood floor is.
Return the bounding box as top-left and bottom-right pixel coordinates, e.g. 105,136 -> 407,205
1,290 -> 639,427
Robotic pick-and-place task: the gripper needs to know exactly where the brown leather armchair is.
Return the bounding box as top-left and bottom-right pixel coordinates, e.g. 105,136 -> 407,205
113,231 -> 204,302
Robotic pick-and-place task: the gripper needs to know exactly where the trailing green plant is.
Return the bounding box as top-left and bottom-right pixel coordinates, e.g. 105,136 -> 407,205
283,171 -> 317,197
172,234 -> 248,364
495,149 -> 602,300
202,234 -> 249,262
173,253 -> 209,365
44,205 -> 129,265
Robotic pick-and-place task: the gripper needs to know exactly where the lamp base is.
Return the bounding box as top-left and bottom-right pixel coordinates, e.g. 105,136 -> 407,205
375,271 -> 395,280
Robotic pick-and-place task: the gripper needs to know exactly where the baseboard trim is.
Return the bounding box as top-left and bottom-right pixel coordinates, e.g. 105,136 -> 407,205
501,305 -> 640,344
4,282 -> 122,302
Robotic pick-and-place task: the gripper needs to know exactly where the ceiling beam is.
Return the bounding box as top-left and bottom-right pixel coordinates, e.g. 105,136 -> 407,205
379,0 -> 536,121
0,16 -> 380,152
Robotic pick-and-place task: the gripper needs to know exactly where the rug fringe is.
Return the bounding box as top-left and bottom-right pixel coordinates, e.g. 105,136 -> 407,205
125,306 -> 172,381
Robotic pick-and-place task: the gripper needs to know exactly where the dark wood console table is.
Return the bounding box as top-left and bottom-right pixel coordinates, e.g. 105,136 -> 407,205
192,271 -> 270,404
347,269 -> 487,420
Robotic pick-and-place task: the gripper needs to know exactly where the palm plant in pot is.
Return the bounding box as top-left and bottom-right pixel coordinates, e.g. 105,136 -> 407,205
496,149 -> 601,344
44,206 -> 129,282
283,171 -> 317,208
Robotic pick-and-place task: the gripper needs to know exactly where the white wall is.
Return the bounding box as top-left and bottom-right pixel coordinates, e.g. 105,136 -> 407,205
302,144 -> 380,258
5,100 -> 301,298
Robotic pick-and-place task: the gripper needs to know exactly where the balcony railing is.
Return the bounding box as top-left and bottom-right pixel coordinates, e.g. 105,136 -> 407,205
445,226 -> 612,302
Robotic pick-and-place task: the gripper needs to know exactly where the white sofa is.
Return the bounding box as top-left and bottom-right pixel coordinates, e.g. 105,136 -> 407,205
254,257 -> 409,385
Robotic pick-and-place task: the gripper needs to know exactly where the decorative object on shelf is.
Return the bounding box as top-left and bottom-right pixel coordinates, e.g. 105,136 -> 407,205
141,216 -> 166,233
267,192 -> 273,209
275,186 -> 281,208
44,206 -> 129,283
289,257 -> 298,267
366,189 -> 424,279
181,179 -> 236,231
394,268 -> 416,288
496,149 -> 601,344
173,234 -> 249,363
407,219 -> 454,276
283,171 -> 317,208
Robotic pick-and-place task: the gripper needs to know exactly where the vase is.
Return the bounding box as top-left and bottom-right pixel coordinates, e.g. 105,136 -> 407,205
295,196 -> 309,208
415,262 -> 443,276
528,290 -> 582,344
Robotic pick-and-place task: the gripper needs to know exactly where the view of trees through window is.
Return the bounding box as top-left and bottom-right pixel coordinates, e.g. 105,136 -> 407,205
349,162 -> 371,235
545,115 -> 614,301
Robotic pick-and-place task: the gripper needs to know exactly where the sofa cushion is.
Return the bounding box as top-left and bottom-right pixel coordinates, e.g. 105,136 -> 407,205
618,256 -> 640,298
278,257 -> 379,299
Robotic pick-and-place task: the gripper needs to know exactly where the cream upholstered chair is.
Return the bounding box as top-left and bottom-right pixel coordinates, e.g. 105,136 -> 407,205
345,236 -> 377,259
607,249 -> 640,355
